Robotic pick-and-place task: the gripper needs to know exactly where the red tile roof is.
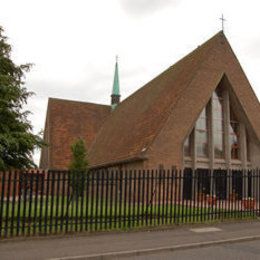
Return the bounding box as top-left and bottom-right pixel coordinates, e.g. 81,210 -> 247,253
88,31 -> 260,167
40,98 -> 110,169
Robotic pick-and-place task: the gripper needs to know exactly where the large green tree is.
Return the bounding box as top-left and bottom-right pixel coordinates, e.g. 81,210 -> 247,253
0,26 -> 44,170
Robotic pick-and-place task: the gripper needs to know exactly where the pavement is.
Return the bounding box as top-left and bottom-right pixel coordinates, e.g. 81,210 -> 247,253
121,240 -> 260,260
1,220 -> 260,260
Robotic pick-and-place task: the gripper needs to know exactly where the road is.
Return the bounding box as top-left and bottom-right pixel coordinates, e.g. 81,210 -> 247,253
122,240 -> 260,260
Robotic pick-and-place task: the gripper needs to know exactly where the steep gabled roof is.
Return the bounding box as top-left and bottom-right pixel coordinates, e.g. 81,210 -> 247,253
40,98 -> 110,169
89,31 -> 260,167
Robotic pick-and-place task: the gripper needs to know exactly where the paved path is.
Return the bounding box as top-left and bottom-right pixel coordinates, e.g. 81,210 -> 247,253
122,240 -> 260,260
0,221 -> 260,260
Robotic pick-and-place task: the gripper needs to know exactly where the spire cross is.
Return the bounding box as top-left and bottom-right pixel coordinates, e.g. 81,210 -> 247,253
116,55 -> 118,63
220,14 -> 226,32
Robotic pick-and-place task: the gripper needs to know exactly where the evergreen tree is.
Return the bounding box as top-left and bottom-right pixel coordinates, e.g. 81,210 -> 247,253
0,26 -> 44,170
69,138 -> 88,197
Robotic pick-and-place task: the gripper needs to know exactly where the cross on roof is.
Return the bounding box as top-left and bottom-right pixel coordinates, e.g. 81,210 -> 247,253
220,14 -> 226,32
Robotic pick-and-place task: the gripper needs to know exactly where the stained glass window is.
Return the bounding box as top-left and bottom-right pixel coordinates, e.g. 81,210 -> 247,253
183,84 -> 244,164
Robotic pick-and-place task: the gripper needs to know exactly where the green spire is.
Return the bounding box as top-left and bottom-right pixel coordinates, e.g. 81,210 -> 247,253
112,56 -> 120,96
111,56 -> 120,110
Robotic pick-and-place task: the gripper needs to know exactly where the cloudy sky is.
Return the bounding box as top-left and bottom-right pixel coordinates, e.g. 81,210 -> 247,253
1,0 -> 260,164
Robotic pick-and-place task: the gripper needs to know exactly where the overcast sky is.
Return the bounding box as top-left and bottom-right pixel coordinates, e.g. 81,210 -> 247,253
1,0 -> 260,164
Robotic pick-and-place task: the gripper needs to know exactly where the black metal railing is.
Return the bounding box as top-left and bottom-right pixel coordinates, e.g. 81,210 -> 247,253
0,168 -> 259,238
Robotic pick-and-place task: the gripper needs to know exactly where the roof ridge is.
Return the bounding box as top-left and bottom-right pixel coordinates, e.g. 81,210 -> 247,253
49,97 -> 110,107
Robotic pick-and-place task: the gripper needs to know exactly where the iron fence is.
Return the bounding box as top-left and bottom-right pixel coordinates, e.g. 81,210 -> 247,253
0,168 -> 259,238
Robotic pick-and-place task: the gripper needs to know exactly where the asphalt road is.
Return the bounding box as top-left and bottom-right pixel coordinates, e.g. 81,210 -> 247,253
121,240 -> 260,260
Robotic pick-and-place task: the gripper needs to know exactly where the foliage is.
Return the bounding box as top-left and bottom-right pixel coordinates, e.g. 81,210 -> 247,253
69,138 -> 88,197
0,26 -> 44,170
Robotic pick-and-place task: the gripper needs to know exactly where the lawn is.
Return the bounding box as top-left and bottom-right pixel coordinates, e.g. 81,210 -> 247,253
0,195 -> 258,238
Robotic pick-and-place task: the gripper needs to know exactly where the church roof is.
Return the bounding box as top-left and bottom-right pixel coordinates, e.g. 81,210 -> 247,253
89,31 -> 260,168
40,98 -> 110,169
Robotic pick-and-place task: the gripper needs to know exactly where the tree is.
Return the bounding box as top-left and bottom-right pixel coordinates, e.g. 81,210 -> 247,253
69,138 -> 88,197
0,26 -> 44,171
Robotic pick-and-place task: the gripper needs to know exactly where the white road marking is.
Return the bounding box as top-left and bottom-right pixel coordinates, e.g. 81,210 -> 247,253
190,227 -> 222,233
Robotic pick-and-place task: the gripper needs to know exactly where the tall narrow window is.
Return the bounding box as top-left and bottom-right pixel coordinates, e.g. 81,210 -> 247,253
246,132 -> 250,162
212,88 -> 225,159
184,131 -> 193,157
196,106 -> 209,158
229,109 -> 240,160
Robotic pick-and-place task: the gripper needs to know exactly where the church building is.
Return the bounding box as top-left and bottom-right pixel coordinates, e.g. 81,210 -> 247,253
40,31 -> 260,173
